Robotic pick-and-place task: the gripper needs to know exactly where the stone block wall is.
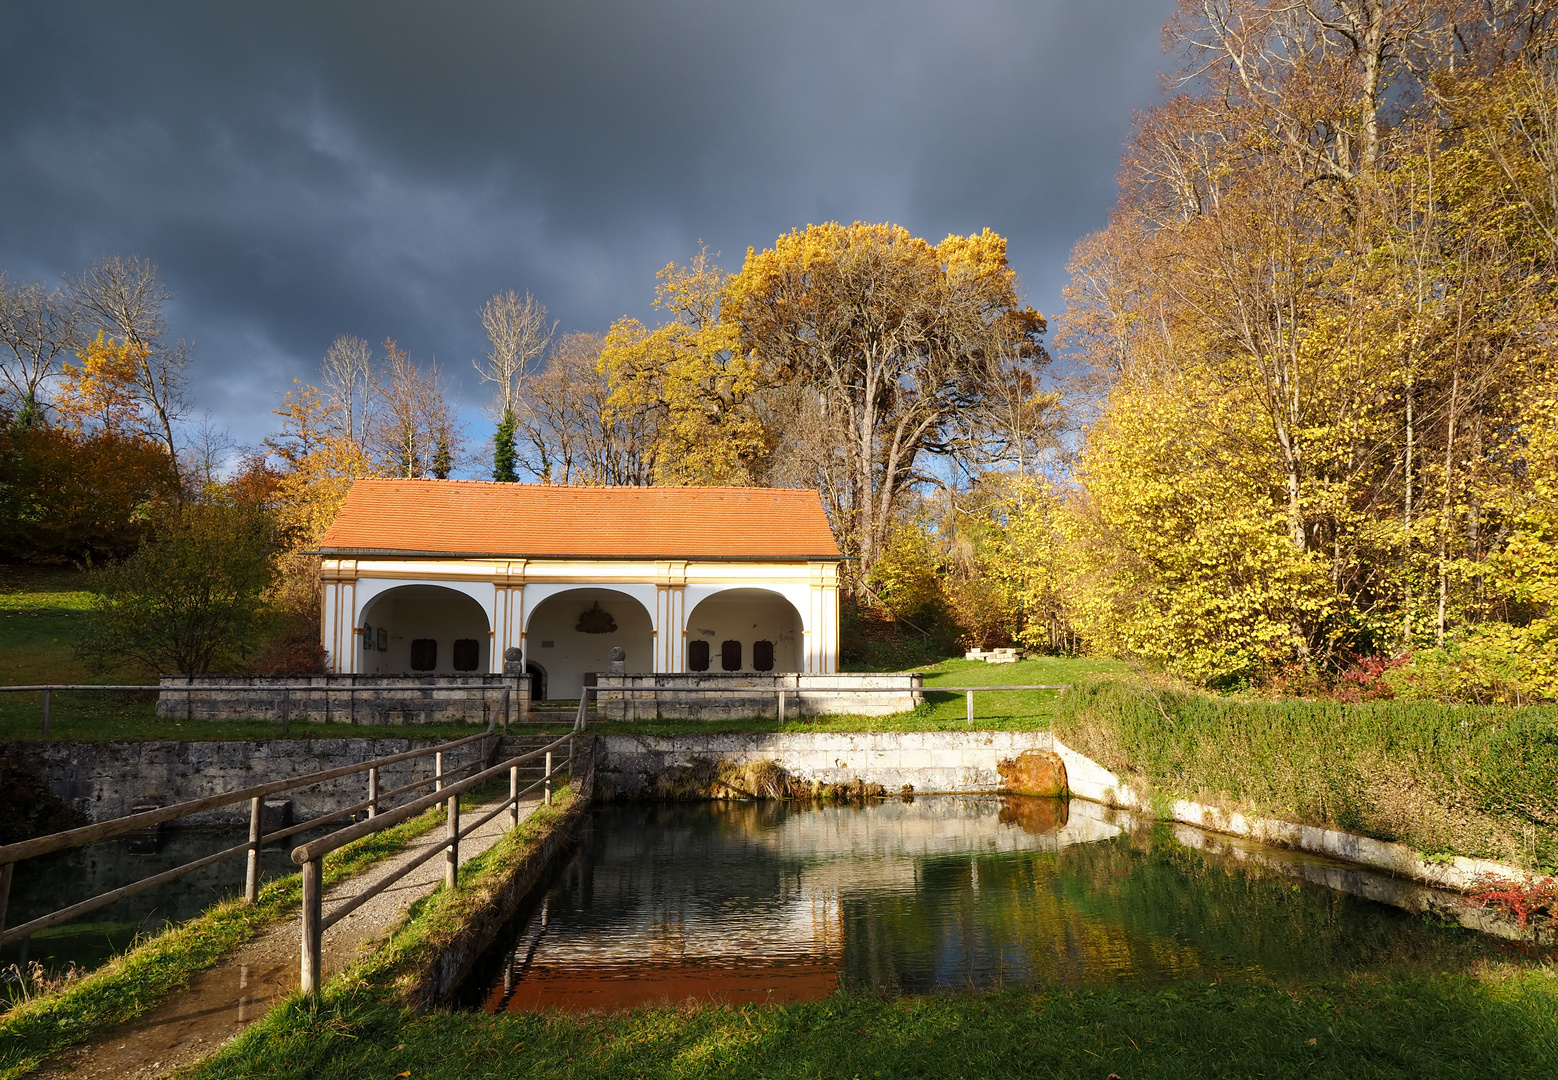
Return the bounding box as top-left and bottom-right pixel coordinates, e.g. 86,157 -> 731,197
156,675 -> 530,726
9,736 -> 497,824
593,673 -> 922,721
597,730 -> 1053,795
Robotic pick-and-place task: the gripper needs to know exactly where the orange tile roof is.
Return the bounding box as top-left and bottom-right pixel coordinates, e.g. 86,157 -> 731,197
318,479 -> 842,560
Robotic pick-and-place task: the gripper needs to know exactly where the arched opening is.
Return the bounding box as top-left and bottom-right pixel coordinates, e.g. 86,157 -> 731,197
525,661 -> 547,703
685,589 -> 803,673
524,588 -> 653,698
359,585 -> 490,676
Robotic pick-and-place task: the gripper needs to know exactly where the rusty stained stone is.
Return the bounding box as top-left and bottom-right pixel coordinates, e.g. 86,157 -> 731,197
997,794 -> 1070,834
997,750 -> 1069,798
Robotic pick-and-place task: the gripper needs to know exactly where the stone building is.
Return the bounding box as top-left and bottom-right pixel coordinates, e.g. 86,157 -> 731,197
317,480 -> 843,699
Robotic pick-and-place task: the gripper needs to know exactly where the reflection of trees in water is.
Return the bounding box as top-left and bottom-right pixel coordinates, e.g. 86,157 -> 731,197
837,826 -> 1524,995
491,801 -> 1534,1006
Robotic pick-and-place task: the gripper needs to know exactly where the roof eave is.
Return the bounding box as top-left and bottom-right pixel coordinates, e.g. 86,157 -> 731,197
315,547 -> 842,562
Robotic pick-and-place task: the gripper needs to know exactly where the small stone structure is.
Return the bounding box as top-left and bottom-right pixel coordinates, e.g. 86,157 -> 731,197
592,672 -> 922,721
156,674 -> 529,726
964,647 -> 1022,664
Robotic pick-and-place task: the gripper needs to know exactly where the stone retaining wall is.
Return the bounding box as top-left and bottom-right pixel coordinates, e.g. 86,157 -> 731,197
597,729 -> 1051,795
156,675 -> 530,726
7,737 -> 497,825
594,673 -> 922,721
1046,734 -> 1530,892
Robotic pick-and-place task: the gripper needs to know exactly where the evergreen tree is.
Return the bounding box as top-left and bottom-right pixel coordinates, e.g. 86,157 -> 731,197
431,430 -> 453,479
492,408 -> 518,482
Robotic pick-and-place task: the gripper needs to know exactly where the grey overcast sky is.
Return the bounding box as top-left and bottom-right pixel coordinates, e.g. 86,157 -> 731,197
0,0 -> 1177,458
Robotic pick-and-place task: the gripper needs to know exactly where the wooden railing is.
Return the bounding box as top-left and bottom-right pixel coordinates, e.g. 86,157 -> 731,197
288,725 -> 580,993
0,702 -> 511,947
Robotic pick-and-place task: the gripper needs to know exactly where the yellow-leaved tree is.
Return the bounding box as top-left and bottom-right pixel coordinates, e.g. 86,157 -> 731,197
598,249 -> 768,486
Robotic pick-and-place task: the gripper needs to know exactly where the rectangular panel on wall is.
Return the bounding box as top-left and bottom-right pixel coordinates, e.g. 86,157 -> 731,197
688,639 -> 710,671
753,639 -> 774,671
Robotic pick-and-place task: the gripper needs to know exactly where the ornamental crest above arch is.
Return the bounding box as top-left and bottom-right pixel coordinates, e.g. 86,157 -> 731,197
575,601 -> 618,634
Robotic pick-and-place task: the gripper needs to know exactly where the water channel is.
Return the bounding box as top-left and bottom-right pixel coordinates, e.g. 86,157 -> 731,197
464,796 -> 1544,1013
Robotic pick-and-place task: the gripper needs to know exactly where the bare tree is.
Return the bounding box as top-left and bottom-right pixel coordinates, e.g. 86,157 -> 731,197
475,291 -> 555,417
180,413 -> 237,496
68,255 -> 188,464
0,273 -> 77,427
320,334 -> 375,451
516,332 -> 655,485
370,340 -> 464,478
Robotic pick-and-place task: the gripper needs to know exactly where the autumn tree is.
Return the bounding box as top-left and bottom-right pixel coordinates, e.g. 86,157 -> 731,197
724,222 -> 1048,585
68,256 -> 188,472
1058,0 -> 1558,690
599,249 -> 768,485
53,333 -> 147,436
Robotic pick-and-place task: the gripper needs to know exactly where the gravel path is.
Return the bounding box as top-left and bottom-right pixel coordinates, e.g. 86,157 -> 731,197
37,795 -> 540,1080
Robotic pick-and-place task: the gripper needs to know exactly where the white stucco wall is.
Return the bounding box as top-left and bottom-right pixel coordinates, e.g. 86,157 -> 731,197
524,587 -> 654,699
320,556 -> 840,678
357,585 -> 491,676
684,589 -> 803,673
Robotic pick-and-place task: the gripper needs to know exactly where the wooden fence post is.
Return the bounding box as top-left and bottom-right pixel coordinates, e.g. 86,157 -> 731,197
445,792 -> 459,891
367,766 -> 379,819
509,764 -> 520,828
244,796 -> 262,903
0,862 -> 13,934
435,751 -> 444,793
966,690 -> 974,725
300,857 -> 322,994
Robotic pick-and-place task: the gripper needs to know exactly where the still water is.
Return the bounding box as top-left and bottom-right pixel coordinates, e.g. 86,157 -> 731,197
467,796 -> 1538,1013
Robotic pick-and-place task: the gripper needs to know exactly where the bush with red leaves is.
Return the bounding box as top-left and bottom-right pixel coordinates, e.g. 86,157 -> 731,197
1466,873 -> 1558,930
1332,651 -> 1408,702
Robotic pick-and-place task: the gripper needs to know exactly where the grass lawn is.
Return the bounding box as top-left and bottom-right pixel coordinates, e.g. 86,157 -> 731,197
186,968 -> 1558,1080
585,656 -> 1126,736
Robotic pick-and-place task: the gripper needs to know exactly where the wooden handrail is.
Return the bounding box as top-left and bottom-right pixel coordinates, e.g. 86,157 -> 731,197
290,731 -> 575,864
0,730 -> 497,947
0,730 -> 493,866
293,729 -> 579,993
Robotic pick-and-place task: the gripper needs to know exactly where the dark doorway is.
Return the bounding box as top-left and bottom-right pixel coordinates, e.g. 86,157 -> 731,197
452,638 -> 479,671
687,639 -> 710,672
525,662 -> 546,702
721,640 -> 742,671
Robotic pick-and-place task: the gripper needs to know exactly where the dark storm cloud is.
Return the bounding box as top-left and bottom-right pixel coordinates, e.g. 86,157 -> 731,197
0,0 -> 1176,453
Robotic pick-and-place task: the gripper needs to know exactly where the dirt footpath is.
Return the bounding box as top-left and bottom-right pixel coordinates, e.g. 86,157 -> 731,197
37,796 -> 539,1080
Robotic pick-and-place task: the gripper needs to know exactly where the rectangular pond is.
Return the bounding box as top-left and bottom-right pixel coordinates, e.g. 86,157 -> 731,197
463,795 -> 1546,1013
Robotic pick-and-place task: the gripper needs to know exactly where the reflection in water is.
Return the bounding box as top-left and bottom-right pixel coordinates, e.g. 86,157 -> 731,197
470,796 -> 1541,1014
